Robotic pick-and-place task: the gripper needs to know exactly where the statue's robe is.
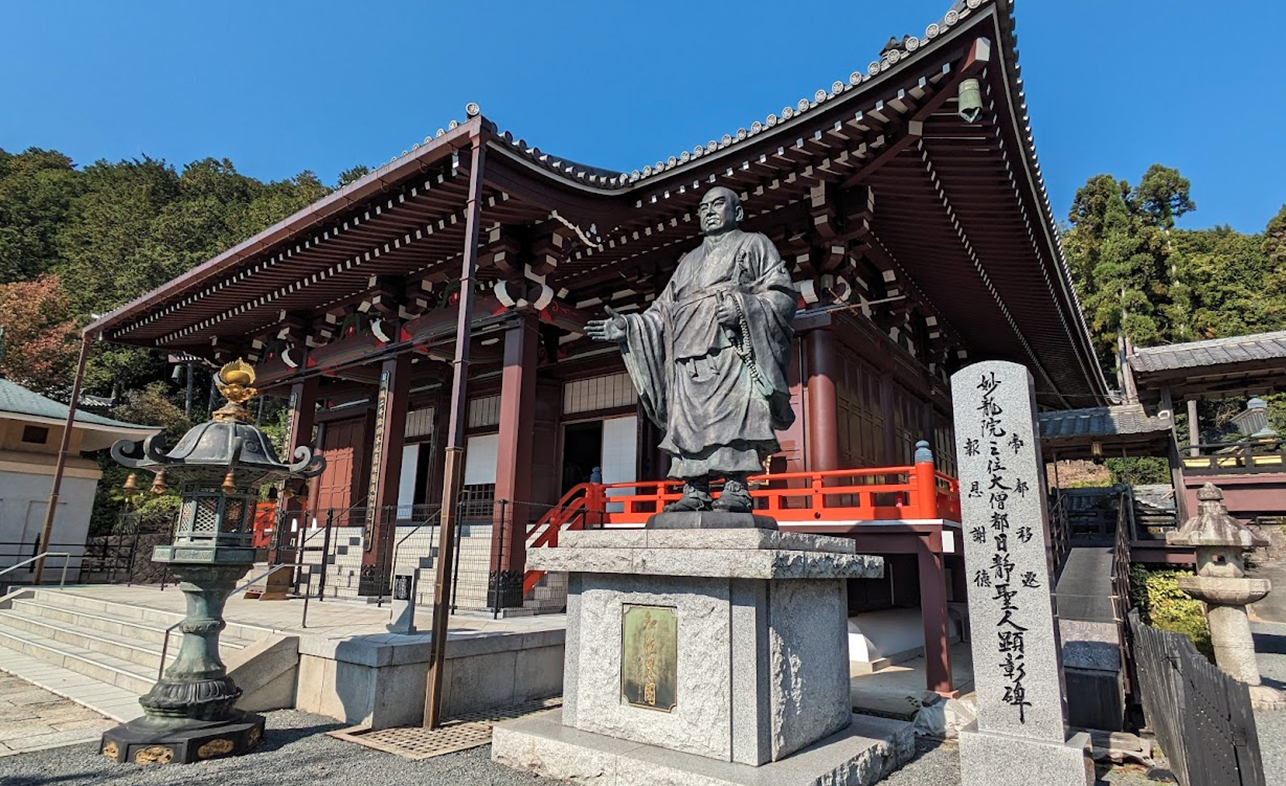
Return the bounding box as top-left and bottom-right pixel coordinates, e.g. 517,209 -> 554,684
618,229 -> 798,478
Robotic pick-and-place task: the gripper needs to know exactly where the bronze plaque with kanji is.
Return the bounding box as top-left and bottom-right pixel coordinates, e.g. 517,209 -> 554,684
620,604 -> 678,712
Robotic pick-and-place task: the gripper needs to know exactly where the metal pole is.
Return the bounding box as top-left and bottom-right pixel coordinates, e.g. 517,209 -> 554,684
127,526 -> 140,587
425,129 -> 485,729
33,332 -> 91,585
492,499 -> 506,618
451,501 -> 463,613
317,509 -> 333,601
206,375 -> 218,420
184,361 -> 195,419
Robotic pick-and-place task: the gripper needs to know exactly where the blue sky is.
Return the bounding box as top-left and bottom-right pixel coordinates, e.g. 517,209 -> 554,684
3,1 -> 1283,233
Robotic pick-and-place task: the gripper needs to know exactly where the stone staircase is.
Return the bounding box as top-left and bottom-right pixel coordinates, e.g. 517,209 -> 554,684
0,588 -> 274,722
303,523 -> 497,609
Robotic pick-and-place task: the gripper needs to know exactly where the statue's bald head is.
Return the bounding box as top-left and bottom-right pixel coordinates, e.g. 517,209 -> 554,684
698,187 -> 743,237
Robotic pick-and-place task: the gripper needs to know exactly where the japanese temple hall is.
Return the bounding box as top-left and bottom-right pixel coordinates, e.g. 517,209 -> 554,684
83,0 -> 1107,696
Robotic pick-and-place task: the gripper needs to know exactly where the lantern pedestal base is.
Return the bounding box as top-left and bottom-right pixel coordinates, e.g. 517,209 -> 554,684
100,712 -> 265,765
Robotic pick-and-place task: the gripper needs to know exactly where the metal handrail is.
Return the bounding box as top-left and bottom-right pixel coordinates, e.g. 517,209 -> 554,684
379,508 -> 444,607
0,552 -> 72,588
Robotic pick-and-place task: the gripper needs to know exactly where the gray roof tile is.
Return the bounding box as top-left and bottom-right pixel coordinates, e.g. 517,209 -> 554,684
1129,330 -> 1286,374
1038,404 -> 1170,442
0,378 -> 151,430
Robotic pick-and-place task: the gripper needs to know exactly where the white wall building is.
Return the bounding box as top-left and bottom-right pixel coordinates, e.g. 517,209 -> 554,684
0,378 -> 158,579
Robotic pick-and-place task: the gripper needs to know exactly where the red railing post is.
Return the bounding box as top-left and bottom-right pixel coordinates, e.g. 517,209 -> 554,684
586,483 -> 606,528
913,440 -> 937,519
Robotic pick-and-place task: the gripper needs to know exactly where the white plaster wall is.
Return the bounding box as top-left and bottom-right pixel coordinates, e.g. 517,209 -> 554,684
396,444 -> 419,517
600,415 -> 637,513
464,434 -> 499,485
0,470 -> 95,579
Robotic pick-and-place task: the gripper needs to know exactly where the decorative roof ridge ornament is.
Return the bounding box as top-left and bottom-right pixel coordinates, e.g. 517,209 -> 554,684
213,359 -> 257,424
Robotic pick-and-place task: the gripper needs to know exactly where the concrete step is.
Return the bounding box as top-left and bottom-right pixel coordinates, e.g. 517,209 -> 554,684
7,598 -> 256,651
0,607 -> 255,672
0,609 -> 179,670
24,589 -> 275,642
0,646 -> 143,722
0,624 -> 156,695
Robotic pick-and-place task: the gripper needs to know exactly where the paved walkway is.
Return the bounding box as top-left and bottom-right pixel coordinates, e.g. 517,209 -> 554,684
0,673 -> 115,757
1251,562 -> 1286,624
0,585 -> 566,723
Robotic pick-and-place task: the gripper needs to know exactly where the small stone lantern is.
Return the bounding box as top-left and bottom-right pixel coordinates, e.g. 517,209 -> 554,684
1167,483 -> 1285,709
100,360 -> 324,764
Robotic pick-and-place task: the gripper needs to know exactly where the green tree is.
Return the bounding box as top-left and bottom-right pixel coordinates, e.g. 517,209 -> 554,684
0,148 -> 82,283
1065,165 -> 1201,374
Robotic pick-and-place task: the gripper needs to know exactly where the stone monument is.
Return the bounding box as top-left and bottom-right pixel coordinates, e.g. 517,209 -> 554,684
491,190 -> 914,785
1168,483 -> 1285,709
100,360 -> 324,764
950,361 -> 1093,786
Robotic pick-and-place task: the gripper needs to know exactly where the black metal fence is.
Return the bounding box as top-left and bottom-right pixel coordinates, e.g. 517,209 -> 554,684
267,496 -> 537,615
1,509 -> 176,591
1129,610 -> 1265,786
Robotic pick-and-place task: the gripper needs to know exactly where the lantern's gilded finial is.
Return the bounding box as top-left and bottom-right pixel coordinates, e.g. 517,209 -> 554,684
212,359 -> 258,424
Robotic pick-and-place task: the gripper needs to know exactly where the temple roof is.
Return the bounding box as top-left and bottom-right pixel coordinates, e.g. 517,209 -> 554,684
83,0 -> 1107,408
1130,331 -> 1286,374
1129,330 -> 1286,403
1038,403 -> 1172,459
0,378 -> 159,451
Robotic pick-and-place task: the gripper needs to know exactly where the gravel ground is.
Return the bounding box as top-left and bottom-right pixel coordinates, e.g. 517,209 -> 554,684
1253,621 -> 1286,786
5,625 -> 1282,786
0,710 -> 563,786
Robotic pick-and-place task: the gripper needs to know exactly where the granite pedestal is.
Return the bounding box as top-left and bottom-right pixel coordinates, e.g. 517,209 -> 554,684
958,723 -> 1094,786
493,525 -> 913,785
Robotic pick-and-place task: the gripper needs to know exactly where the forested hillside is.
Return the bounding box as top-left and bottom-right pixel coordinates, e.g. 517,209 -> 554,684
0,148 -> 371,401
1061,163 -> 1286,441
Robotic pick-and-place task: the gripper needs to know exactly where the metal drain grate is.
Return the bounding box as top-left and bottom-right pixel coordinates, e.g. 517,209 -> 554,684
328,698 -> 562,760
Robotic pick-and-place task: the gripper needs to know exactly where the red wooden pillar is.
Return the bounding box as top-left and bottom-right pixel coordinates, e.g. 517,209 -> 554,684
360,354 -> 410,595
271,378 -> 318,564
805,328 -> 841,472
918,539 -> 955,695
306,420 -> 326,513
491,316 -> 538,608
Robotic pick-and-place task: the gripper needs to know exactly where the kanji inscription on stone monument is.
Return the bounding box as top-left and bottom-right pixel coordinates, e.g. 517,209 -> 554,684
951,360 -> 1068,743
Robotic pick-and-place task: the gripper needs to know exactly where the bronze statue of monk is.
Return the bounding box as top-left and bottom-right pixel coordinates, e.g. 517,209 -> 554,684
587,187 -> 798,513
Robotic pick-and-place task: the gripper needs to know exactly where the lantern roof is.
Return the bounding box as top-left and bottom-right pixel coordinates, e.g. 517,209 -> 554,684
1167,483 -> 1266,550
111,360 -> 323,481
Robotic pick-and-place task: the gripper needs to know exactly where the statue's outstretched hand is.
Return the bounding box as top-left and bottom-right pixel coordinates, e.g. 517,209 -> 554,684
586,305 -> 627,342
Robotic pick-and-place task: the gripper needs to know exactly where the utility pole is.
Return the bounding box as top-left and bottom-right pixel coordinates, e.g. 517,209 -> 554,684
423,127 -> 486,729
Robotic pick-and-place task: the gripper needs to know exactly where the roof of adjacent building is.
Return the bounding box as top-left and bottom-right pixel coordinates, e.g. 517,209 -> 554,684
1129,331 -> 1286,374
1037,403 -> 1173,460
0,378 -> 159,447
1038,404 -> 1171,442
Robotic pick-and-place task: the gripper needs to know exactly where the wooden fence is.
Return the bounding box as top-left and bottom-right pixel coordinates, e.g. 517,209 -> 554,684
1129,611 -> 1264,786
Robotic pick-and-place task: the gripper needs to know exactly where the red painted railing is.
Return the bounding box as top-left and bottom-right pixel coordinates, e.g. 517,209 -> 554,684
521,461 -> 960,595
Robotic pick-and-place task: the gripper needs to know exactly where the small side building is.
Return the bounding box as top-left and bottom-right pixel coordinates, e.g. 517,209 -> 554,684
0,378 -> 158,579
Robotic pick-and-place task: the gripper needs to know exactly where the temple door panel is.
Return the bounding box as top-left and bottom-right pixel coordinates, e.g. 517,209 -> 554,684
315,418 -> 362,513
